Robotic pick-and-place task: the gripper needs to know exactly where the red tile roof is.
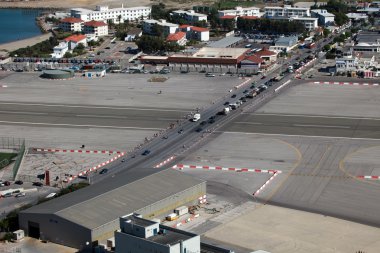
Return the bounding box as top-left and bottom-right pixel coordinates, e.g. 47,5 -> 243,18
191,26 -> 209,32
179,24 -> 192,29
220,15 -> 236,19
254,48 -> 277,57
64,34 -> 87,43
167,32 -> 186,42
243,54 -> 263,64
60,17 -> 83,23
240,16 -> 259,20
84,20 -> 108,27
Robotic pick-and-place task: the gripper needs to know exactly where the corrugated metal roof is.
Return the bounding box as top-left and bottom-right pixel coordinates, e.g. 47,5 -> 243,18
21,168 -> 205,229
206,36 -> 243,48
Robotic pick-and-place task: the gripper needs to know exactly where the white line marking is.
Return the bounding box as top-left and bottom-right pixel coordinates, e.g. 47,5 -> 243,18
293,124 -> 350,129
0,111 -> 47,115
77,114 -> 128,119
246,113 -> 380,121
0,102 -> 190,113
218,131 -> 380,141
0,120 -> 163,130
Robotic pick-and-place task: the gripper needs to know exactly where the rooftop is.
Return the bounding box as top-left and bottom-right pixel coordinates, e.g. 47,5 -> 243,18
219,15 -> 236,19
21,168 -> 205,230
60,17 -> 83,23
255,48 -> 277,56
64,34 -> 87,43
125,215 -> 156,228
147,229 -> 192,246
193,47 -> 248,58
206,36 -> 243,48
167,31 -> 186,41
84,20 -> 107,27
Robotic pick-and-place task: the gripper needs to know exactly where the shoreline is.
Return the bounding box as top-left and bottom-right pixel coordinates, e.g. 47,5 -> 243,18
0,5 -> 66,10
0,32 -> 52,55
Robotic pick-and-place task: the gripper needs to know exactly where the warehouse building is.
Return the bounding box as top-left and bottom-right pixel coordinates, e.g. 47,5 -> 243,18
19,169 -> 206,251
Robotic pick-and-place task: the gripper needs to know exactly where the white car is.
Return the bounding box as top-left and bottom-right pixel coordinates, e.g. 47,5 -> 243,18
206,73 -> 215,77
45,193 -> 57,199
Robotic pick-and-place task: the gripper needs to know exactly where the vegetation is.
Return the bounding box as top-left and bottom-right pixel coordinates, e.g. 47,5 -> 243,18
136,35 -> 184,53
0,153 -> 17,169
10,37 -> 58,58
237,18 -> 305,34
322,0 -> 349,26
45,16 -> 60,24
151,3 -> 169,20
323,28 -> 331,38
58,182 -> 89,196
214,0 -> 258,10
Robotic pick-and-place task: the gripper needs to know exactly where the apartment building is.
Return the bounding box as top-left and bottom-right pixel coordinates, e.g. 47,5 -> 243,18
71,5 -> 151,23
142,19 -> 179,36
264,5 -> 310,18
179,25 -> 210,41
291,16 -> 318,30
218,6 -> 260,18
311,9 -> 335,26
171,10 -> 207,24
83,20 -> 108,37
59,17 -> 83,32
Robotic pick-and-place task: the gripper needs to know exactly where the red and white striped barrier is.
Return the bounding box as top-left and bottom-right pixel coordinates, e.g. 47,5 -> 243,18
295,58 -> 316,74
65,152 -> 125,182
312,81 -> 379,86
254,171 -> 282,196
357,175 -> 380,180
154,156 -> 175,168
173,164 -> 278,174
173,213 -> 201,228
34,148 -> 122,154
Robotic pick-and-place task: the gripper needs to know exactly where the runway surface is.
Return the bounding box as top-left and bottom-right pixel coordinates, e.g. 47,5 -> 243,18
221,113 -> 380,139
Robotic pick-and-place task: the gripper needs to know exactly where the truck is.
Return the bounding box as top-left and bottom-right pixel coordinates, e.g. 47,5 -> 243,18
192,113 -> 201,122
223,107 -> 230,115
247,91 -> 257,98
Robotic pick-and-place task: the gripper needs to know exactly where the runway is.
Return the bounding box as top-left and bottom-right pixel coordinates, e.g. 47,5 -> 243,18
0,102 -> 189,130
220,113 -> 380,139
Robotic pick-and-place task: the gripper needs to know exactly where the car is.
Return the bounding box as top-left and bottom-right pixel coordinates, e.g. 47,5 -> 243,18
261,76 -> 266,79
45,192 -> 57,198
241,97 -> 247,102
142,150 -> 151,156
250,84 -> 256,89
14,180 -> 23,185
105,47 -> 111,49
209,116 -> 216,120
15,192 -> 26,198
208,119 -> 215,124
178,129 -> 184,134
32,182 -> 43,187
231,94 -> 237,98
195,127 -> 203,132
223,101 -> 230,106
2,181 -> 10,186
3,193 -> 12,198
206,73 -> 215,77
243,89 -> 249,94
99,168 -> 108,174
200,121 -> 207,126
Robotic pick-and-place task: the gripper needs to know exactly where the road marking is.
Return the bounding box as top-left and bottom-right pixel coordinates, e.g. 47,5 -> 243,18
246,113 -> 380,121
77,114 -> 128,119
0,102 -> 190,113
311,145 -> 331,175
293,124 -> 350,129
0,120 -> 163,130
218,132 -> 380,141
235,122 -> 263,125
0,111 -> 47,115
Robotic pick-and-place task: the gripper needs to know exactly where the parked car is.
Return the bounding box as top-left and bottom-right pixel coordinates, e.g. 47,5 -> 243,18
99,168 -> 108,174
14,180 -> 23,185
32,182 -> 43,187
15,192 -> 26,198
142,150 -> 151,156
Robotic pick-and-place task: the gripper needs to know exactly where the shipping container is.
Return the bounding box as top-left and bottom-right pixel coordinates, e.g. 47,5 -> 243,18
175,206 -> 189,216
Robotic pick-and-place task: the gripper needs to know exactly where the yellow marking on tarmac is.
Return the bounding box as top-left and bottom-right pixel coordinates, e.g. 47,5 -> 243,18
339,145 -> 380,187
261,138 -> 303,205
311,145 -> 331,175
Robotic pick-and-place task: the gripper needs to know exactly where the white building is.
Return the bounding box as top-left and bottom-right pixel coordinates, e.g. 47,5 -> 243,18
64,34 -> 87,50
346,13 -> 369,22
166,31 -> 187,46
179,25 -> 210,41
264,5 -> 310,18
311,9 -> 335,26
352,42 -> 380,53
171,10 -> 207,24
59,17 -> 83,32
51,42 -> 69,58
291,16 -> 318,30
115,215 -> 201,253
83,20 -> 108,37
218,6 -> 260,17
142,19 -> 179,36
71,5 -> 151,23
270,36 -> 298,52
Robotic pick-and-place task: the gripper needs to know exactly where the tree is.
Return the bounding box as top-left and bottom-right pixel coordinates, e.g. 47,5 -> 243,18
323,28 -> 330,38
151,3 -> 168,20
151,23 -> 164,37
323,44 -> 331,51
63,52 -> 73,58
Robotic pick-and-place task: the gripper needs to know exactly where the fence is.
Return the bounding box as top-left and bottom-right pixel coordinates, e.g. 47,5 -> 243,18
0,137 -> 24,150
12,139 -> 26,180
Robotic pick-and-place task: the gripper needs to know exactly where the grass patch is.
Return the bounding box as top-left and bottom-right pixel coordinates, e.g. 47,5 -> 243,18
148,76 -> 169,82
216,0 -> 259,9
0,153 -> 17,169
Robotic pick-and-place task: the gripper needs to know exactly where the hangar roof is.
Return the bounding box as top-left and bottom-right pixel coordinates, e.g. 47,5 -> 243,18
21,168 -> 204,230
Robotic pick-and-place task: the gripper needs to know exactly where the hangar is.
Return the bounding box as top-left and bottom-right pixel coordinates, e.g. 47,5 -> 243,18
19,168 -> 206,250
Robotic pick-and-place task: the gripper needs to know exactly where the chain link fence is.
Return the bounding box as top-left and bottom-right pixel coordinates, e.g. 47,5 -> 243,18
12,140 -> 26,180
0,137 -> 24,150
